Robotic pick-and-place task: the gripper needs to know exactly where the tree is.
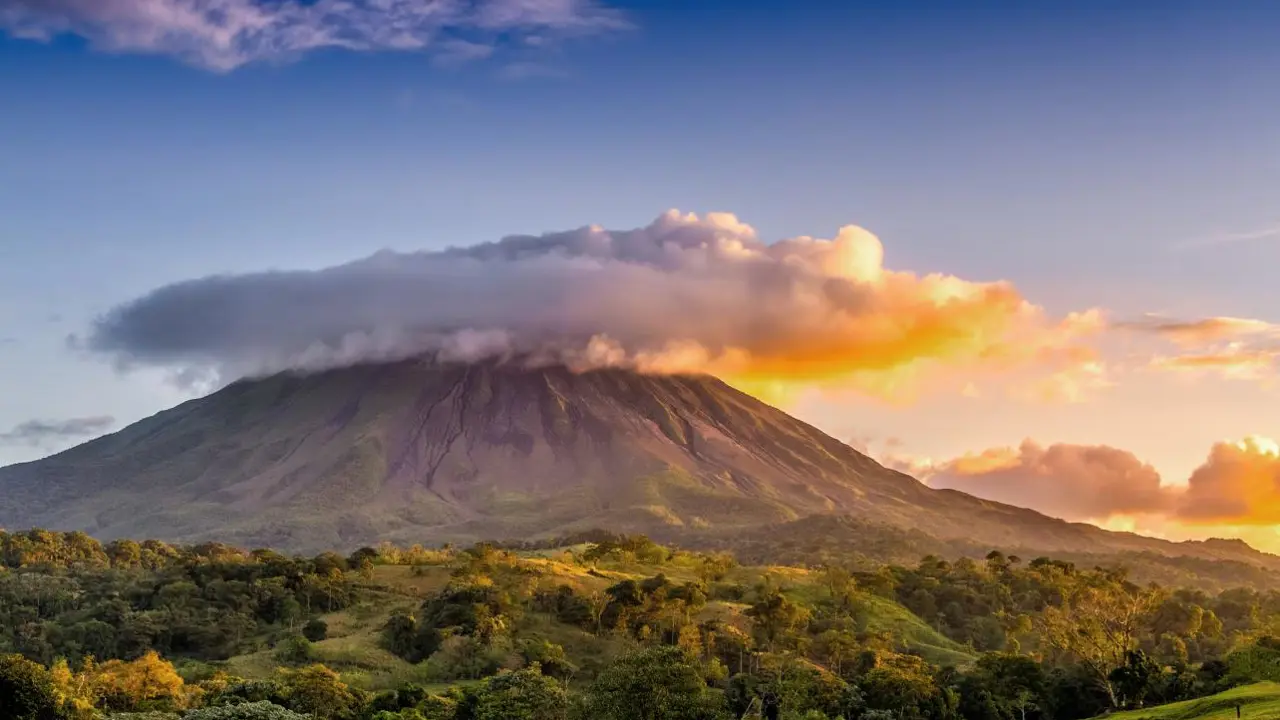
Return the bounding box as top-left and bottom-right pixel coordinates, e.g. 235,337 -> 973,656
1109,650 -> 1161,709
382,611 -> 441,663
277,664 -> 363,720
91,650 -> 186,712
587,590 -> 610,636
755,655 -> 861,719
0,654 -> 70,720
859,653 -> 957,720
960,653 -> 1047,720
1038,574 -> 1159,708
303,618 -> 329,642
820,566 -> 857,611
817,629 -> 860,677
472,664 -> 568,720
274,634 -> 315,665
582,646 -> 726,720
47,657 -> 100,718
746,589 -> 810,651
517,639 -> 576,681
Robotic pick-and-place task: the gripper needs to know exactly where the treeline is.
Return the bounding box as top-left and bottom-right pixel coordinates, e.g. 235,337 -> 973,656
7,529 -> 1280,720
689,516 -> 1280,593
0,529 -> 365,664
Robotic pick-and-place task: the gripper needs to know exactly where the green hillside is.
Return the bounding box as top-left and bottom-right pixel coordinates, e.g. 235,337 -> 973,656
13,529 -> 1280,720
230,550 -> 972,691
1098,683 -> 1280,720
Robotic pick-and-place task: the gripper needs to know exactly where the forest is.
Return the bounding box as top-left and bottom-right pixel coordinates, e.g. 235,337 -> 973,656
5,528 -> 1280,720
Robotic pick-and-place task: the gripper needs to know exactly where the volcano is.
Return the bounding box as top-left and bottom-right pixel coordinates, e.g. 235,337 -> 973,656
1,359 -> 1277,567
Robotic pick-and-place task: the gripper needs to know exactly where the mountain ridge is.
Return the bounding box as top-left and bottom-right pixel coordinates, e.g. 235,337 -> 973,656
1,358 -> 1277,572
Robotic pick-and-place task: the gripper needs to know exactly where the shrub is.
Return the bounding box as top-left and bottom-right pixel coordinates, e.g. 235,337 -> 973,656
273,635 -> 314,665
303,619 -> 329,643
185,701 -> 311,720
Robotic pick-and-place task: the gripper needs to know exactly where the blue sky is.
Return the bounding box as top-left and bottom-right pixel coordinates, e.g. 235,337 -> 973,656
3,0 -> 1280,545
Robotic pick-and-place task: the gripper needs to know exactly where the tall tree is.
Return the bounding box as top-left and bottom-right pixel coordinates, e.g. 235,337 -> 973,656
1038,573 -> 1159,708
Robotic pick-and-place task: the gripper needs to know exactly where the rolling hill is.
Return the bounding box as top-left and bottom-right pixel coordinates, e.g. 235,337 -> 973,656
1096,683 -> 1280,720
1,358 -> 1279,576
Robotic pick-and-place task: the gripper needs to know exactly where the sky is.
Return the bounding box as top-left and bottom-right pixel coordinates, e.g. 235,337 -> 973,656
2,0 -> 1280,549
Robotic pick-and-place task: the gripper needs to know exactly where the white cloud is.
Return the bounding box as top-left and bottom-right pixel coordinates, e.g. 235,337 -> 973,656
0,0 -> 626,71
84,209 -> 1096,392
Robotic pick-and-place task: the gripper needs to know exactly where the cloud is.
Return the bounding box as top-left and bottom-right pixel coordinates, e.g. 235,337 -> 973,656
1174,223 -> 1280,251
1120,314 -> 1280,347
1118,314 -> 1280,383
1016,360 -> 1113,404
1148,345 -> 1280,382
0,416 -> 116,447
0,0 -> 626,71
1177,437 -> 1280,525
84,210 -> 1099,396
921,440 -> 1174,522
911,435 -> 1280,535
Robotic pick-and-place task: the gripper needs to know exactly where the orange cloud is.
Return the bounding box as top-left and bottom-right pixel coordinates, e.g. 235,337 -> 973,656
905,436 -> 1280,544
1148,344 -> 1279,381
1178,437 -> 1280,525
570,216 -> 1104,402
920,440 -> 1173,522
1117,314 -> 1280,384
1125,315 -> 1278,347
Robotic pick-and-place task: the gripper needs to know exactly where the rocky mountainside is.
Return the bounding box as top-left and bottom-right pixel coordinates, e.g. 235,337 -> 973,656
2,359 -> 1278,570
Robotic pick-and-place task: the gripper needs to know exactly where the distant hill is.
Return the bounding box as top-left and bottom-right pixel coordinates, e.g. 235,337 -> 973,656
2,358 -> 1279,579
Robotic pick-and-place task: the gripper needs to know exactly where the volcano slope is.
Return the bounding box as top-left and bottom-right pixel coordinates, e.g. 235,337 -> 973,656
1,359 -> 1278,571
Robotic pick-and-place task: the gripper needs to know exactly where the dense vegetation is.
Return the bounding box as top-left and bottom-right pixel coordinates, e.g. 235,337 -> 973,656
6,529 -> 1280,720
680,516 -> 1280,593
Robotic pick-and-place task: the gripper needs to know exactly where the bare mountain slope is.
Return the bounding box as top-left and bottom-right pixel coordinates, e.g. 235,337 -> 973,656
1,359 -> 1277,569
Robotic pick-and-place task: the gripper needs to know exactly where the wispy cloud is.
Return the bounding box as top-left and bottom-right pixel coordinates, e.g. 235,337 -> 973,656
1115,313 -> 1280,384
1118,314 -> 1280,347
1174,223 -> 1280,251
0,0 -> 627,72
0,416 -> 115,447
1147,344 -> 1280,382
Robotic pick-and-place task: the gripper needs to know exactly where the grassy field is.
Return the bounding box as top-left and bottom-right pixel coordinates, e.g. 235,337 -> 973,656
215,553 -> 974,691
1099,683 -> 1280,720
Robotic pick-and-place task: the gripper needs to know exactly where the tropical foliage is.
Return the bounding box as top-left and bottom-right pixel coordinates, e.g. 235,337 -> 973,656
5,529 -> 1280,719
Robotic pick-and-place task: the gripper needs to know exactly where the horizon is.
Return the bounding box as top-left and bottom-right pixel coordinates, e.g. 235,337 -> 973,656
3,0 -> 1280,552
